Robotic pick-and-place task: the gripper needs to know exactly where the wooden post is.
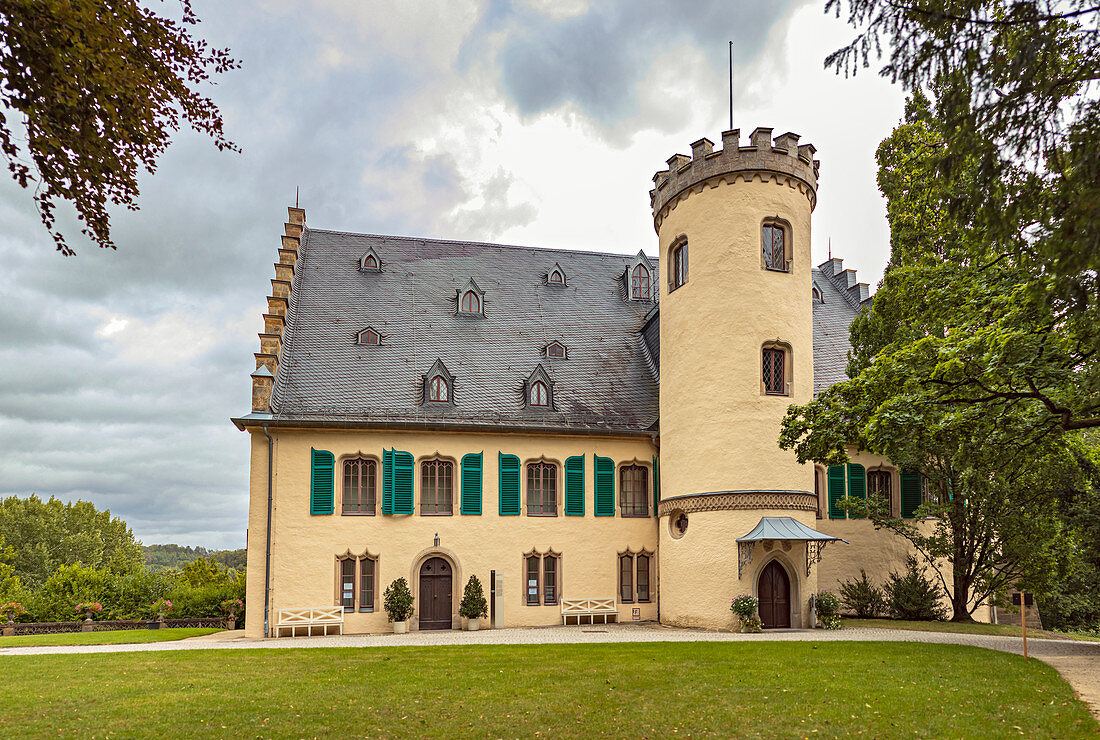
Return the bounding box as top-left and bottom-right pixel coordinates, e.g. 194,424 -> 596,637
1021,596 -> 1028,659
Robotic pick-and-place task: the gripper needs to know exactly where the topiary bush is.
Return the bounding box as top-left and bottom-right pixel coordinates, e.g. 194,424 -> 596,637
885,556 -> 948,621
383,577 -> 415,623
459,575 -> 488,620
838,569 -> 886,618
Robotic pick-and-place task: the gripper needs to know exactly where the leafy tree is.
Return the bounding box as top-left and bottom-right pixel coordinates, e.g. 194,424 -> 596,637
1040,455 -> 1100,631
825,0 -> 1099,433
0,495 -> 144,587
779,93 -> 1085,621
0,0 -> 238,255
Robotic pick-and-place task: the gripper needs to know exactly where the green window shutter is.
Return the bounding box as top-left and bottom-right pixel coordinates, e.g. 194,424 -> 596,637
564,455 -> 585,516
594,455 -> 615,516
382,448 -> 394,515
652,455 -> 660,513
827,465 -> 846,519
847,463 -> 866,518
310,448 -> 335,515
900,470 -> 922,518
461,453 -> 483,515
393,450 -> 414,514
499,453 -> 520,515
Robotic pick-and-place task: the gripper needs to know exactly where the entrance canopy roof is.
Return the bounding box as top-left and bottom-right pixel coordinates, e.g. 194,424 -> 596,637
736,517 -> 848,579
736,516 -> 848,544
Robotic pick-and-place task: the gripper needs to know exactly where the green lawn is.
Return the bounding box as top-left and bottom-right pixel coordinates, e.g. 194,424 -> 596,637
842,617 -> 1100,641
0,627 -> 222,647
0,642 -> 1094,738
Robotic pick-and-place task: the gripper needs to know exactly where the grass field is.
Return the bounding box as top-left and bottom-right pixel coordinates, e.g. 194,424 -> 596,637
0,627 -> 222,647
841,617 -> 1100,641
0,642 -> 1094,738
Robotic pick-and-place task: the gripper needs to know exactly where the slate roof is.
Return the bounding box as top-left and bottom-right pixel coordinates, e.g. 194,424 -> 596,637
269,226 -> 864,432
271,228 -> 661,433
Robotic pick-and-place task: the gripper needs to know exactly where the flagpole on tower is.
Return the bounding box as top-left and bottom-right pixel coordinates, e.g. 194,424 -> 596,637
729,41 -> 734,131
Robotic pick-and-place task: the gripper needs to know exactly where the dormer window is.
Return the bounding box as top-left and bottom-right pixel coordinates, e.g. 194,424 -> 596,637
523,365 -> 554,410
812,285 -> 823,302
357,327 -> 381,345
456,279 -> 485,317
422,359 -> 455,406
428,375 -> 449,402
546,342 -> 566,359
529,381 -> 549,407
547,263 -> 567,286
359,248 -> 382,272
631,264 -> 651,300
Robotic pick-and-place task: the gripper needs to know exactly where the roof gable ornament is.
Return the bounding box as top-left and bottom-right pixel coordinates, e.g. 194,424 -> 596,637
359,247 -> 382,272
523,364 -> 554,410
547,263 -> 567,286
421,358 -> 455,406
457,278 -> 485,316
624,250 -> 654,301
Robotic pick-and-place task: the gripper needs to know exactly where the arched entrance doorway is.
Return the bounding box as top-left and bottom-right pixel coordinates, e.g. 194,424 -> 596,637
758,560 -> 791,629
418,557 -> 453,630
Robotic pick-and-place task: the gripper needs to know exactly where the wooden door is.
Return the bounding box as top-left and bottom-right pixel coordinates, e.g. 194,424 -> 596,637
418,557 -> 453,630
758,560 -> 791,629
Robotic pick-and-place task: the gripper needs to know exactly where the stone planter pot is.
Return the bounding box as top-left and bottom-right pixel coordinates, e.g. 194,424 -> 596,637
146,620 -> 160,630
226,617 -> 236,631
3,622 -> 14,637
466,618 -> 480,632
393,620 -> 408,634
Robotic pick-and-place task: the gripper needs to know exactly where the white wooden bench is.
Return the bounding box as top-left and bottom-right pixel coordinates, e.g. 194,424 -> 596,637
561,597 -> 618,625
274,607 -> 344,637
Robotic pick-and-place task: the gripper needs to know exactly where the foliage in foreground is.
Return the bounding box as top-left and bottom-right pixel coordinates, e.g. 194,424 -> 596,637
0,643 -> 1093,738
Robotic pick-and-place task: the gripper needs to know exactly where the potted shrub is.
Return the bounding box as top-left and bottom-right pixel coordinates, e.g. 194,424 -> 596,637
459,575 -> 488,631
75,601 -> 103,631
1,602 -> 25,636
220,598 -> 244,630
730,595 -> 763,633
815,591 -> 842,629
151,598 -> 173,627
383,577 -> 414,633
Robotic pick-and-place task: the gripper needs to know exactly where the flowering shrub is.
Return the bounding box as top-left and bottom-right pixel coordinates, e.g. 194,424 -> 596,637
730,595 -> 759,620
151,598 -> 173,619
75,602 -> 103,618
220,598 -> 244,617
1,602 -> 26,621
821,614 -> 843,630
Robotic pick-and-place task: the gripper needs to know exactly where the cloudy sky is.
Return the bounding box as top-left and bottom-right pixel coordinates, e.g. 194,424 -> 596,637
0,0 -> 907,550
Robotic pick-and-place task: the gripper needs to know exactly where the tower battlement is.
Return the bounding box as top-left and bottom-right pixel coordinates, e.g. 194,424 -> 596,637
650,127 -> 820,232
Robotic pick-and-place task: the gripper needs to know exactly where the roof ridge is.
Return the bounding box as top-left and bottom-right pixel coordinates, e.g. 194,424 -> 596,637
305,226 -> 658,262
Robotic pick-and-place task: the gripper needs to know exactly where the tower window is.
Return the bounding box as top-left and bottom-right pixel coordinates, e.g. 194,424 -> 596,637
670,241 -> 688,291
631,264 -> 651,300
529,380 -> 549,407
762,347 -> 786,395
762,221 -> 790,272
460,290 -> 481,314
428,375 -> 449,402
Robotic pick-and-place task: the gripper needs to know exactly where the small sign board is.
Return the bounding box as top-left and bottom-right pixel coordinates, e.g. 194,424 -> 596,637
1012,592 -> 1033,607
632,608 -> 640,621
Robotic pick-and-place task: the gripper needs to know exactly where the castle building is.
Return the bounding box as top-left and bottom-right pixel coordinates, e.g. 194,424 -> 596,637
233,127 -> 940,637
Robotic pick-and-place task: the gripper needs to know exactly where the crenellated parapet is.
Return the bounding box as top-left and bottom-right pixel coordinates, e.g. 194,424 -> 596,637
650,127 -> 820,233
251,206 -> 305,412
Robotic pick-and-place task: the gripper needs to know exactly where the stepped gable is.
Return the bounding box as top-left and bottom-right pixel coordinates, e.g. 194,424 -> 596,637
812,257 -> 871,395
269,227 -> 660,434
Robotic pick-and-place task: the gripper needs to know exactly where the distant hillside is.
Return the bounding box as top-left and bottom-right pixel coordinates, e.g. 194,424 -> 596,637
142,544 -> 247,571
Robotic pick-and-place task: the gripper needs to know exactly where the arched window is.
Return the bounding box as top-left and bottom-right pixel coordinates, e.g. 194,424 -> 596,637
549,269 -> 564,284
762,220 -> 790,272
460,290 -> 481,314
631,264 -> 651,300
428,375 -> 449,402
762,346 -> 787,395
670,242 -> 688,291
343,458 -> 377,514
619,464 -> 649,517
812,285 -> 822,302
527,461 -> 557,515
421,459 -> 454,515
529,380 -> 549,407
364,254 -> 378,270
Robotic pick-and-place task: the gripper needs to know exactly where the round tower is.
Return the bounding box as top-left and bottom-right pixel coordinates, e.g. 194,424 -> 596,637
652,127 -> 821,629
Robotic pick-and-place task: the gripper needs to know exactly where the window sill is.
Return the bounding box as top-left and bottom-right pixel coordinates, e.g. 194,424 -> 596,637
764,391 -> 790,397
620,513 -> 650,518
526,512 -> 558,517
358,607 -> 374,613
341,511 -> 377,516
637,599 -> 651,604
420,512 -> 454,516
764,266 -> 791,274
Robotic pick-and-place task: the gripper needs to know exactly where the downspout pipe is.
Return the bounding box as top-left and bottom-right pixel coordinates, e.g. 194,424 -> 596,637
262,425 -> 274,638
650,430 -> 661,625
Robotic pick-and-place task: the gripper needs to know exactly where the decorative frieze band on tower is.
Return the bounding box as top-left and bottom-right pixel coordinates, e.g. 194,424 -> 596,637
251,206 -> 305,412
649,127 -> 820,233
